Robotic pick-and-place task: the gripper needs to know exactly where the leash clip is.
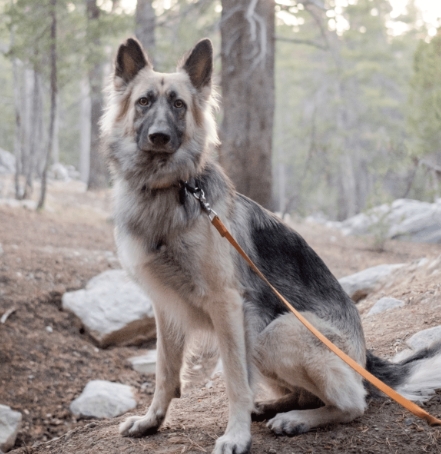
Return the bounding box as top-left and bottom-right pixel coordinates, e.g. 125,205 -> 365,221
181,181 -> 218,221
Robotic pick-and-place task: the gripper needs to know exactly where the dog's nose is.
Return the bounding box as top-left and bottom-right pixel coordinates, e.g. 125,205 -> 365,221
149,132 -> 171,147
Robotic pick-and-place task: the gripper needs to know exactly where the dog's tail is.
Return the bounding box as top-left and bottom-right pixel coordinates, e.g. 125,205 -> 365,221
366,341 -> 441,402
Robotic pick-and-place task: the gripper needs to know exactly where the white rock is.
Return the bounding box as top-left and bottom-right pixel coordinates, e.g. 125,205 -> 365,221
339,264 -> 404,302
0,149 -> 15,175
367,297 -> 405,317
70,380 -> 136,419
330,199 -> 441,244
62,269 -> 156,347
392,325 -> 441,363
0,404 -> 22,452
49,162 -> 70,181
0,199 -> 37,210
406,325 -> 441,351
128,350 -> 157,375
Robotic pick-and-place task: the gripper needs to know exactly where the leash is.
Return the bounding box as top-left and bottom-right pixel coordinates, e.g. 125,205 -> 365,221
181,181 -> 441,427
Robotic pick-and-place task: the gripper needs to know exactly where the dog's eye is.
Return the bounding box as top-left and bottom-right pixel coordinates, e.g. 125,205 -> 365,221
174,99 -> 184,109
138,97 -> 150,107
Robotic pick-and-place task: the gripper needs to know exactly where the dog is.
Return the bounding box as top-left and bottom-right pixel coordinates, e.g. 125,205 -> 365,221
101,37 -> 441,454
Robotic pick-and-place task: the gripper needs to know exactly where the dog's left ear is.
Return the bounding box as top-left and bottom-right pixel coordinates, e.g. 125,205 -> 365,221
181,39 -> 213,90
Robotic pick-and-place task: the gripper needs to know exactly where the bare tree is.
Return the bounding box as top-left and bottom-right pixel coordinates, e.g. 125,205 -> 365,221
135,0 -> 155,58
86,0 -> 107,190
37,0 -> 57,209
220,0 -> 275,209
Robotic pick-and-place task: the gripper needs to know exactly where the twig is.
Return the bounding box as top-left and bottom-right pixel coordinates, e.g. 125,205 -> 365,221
184,434 -> 207,453
1,306 -> 17,324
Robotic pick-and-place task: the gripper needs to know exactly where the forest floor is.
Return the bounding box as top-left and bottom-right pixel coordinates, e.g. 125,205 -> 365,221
1,179 -> 441,454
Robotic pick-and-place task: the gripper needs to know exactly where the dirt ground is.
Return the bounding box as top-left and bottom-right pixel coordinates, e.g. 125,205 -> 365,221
1,179 -> 441,454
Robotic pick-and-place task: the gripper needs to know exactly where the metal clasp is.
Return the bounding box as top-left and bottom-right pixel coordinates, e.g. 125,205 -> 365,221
181,181 -> 218,221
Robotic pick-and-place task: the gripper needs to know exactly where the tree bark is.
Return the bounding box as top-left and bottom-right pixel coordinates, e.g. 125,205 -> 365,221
79,78 -> 91,183
220,0 -> 275,210
86,0 -> 107,190
37,0 -> 57,210
11,45 -> 23,200
135,0 -> 155,58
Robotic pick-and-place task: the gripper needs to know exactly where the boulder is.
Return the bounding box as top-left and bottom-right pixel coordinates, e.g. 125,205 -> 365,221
70,380 -> 136,419
0,404 -> 22,452
367,297 -> 405,317
338,264 -> 404,302
128,350 -> 157,375
62,269 -> 156,347
0,149 -> 15,175
330,199 -> 441,244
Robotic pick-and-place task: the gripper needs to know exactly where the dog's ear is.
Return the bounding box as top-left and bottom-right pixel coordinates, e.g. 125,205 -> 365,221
181,39 -> 213,90
115,38 -> 150,87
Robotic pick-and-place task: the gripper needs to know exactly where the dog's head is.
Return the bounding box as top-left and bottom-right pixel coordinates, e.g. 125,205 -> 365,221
102,38 -> 219,189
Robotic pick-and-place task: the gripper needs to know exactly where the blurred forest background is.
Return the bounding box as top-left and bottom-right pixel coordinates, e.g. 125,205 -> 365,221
0,0 -> 440,220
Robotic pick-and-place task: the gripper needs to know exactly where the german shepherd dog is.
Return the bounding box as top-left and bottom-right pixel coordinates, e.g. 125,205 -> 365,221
102,38 -> 441,454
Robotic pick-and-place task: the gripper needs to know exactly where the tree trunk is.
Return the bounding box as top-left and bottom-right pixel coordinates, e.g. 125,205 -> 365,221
37,0 -> 57,210
21,67 -> 33,199
11,55 -> 23,199
135,0 -> 155,58
86,0 -> 107,190
52,94 -> 60,163
220,0 -> 275,210
79,78 -> 91,183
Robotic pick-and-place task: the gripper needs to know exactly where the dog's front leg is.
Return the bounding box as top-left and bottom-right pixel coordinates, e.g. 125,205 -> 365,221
211,289 -> 253,454
120,309 -> 184,437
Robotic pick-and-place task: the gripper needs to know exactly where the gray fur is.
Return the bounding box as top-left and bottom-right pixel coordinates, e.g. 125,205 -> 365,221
102,38 -> 441,454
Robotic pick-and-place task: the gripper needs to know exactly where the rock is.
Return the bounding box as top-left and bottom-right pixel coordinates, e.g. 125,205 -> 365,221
405,325 -> 441,351
70,380 -> 136,419
49,162 -> 70,181
0,199 -> 37,210
338,264 -> 404,302
0,149 -> 15,175
329,199 -> 441,244
392,325 -> 441,363
62,269 -> 156,347
0,404 -> 22,452
367,297 -> 405,316
128,350 -> 157,375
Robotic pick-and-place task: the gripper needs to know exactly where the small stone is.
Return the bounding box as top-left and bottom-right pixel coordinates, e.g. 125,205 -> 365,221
406,325 -> 441,351
367,297 -> 405,317
0,404 -> 22,452
128,350 -> 157,375
70,380 -> 137,419
45,326 -> 53,333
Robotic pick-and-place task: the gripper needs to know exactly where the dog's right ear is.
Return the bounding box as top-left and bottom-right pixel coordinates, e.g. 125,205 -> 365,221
114,38 -> 150,87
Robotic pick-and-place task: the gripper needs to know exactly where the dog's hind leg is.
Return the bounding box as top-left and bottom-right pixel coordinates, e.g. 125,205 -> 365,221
210,289 -> 254,454
255,313 -> 367,436
120,308 -> 185,437
252,387 -> 323,422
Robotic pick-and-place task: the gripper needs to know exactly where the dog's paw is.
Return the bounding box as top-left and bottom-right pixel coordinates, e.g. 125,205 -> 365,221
212,433 -> 251,454
267,412 -> 310,436
119,413 -> 163,437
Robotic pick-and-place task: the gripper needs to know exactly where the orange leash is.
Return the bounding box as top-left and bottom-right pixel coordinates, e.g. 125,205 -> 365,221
210,215 -> 441,427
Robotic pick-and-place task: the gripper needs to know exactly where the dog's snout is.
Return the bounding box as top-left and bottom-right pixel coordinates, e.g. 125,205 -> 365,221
149,132 -> 171,147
